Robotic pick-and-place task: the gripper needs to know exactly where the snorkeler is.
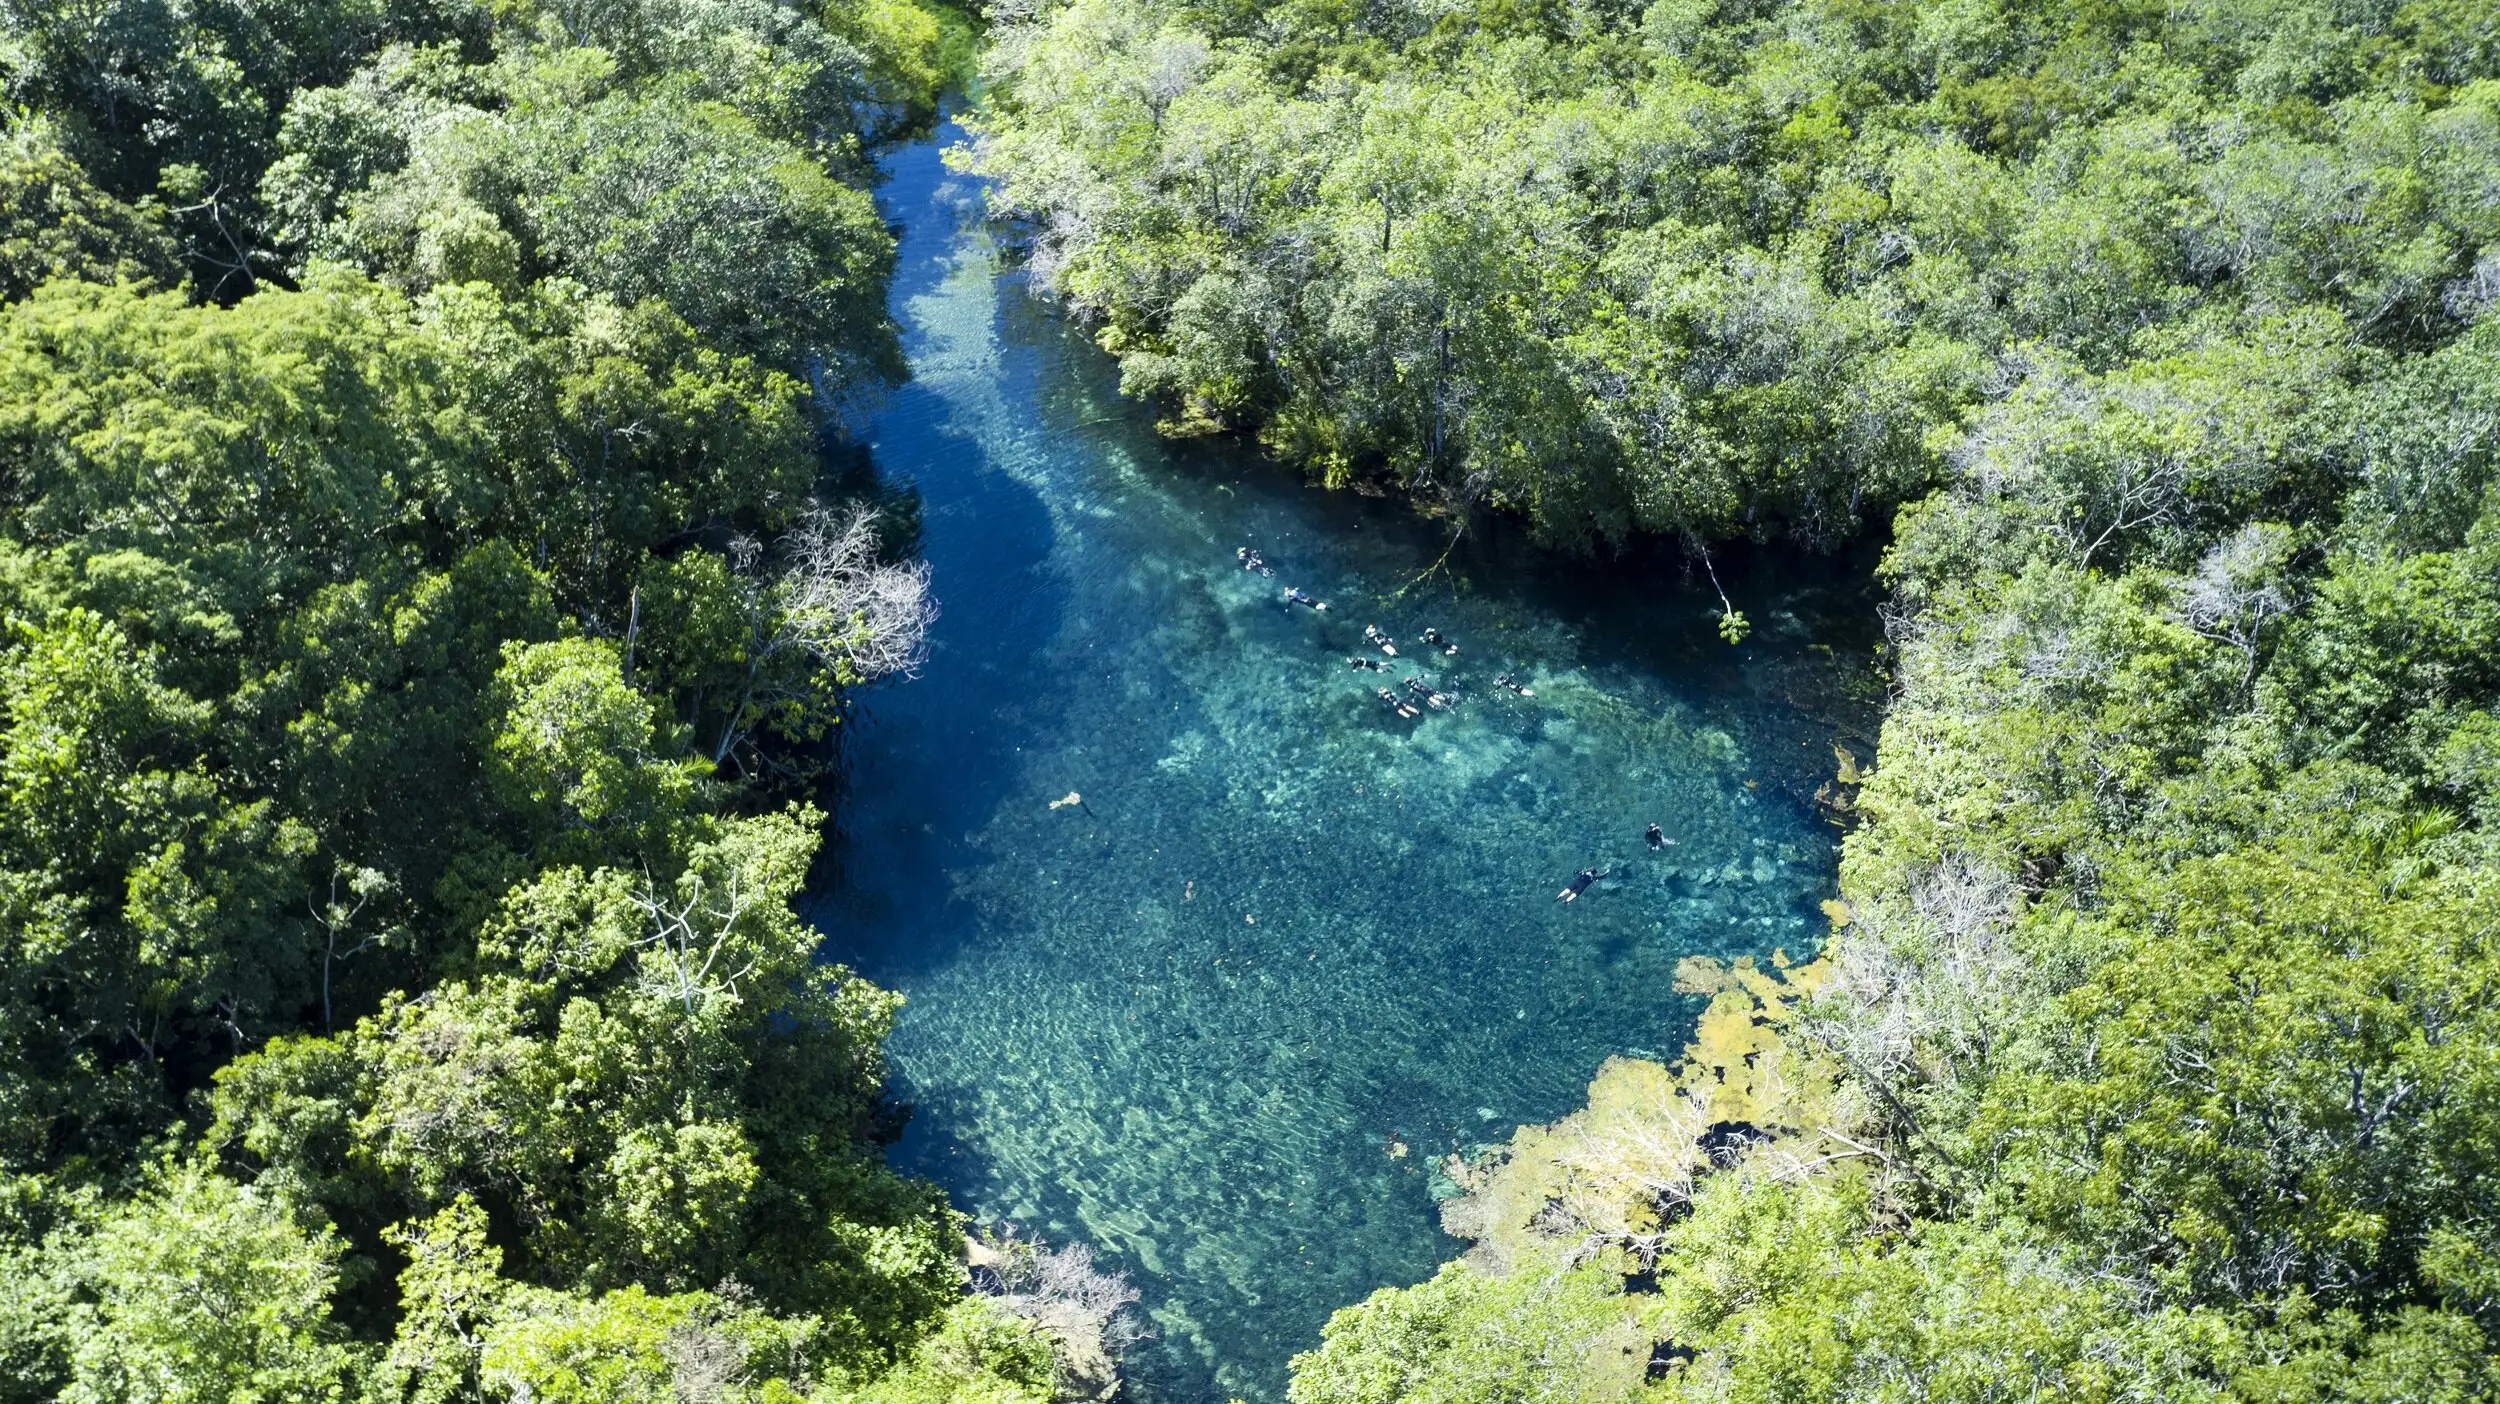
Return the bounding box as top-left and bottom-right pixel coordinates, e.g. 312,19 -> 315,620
1283,587 -> 1329,611
1402,676 -> 1452,710
1557,867 -> 1601,904
1236,546 -> 1274,577
1493,673 -> 1537,698
1347,656 -> 1380,672
1646,823 -> 1674,851
1364,624 -> 1400,656
1376,686 -> 1420,718
1419,626 -> 1460,658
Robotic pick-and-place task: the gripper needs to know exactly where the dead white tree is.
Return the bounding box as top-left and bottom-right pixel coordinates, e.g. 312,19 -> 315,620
632,856 -> 767,1019
1811,856 -> 2024,1122
311,864 -> 398,1033
710,505 -> 937,770
972,1230 -> 1146,1401
1137,34 -> 1208,129
2171,522 -> 2297,685
974,1235 -> 1145,1351
1547,1083 -> 1718,1268
1952,361 -> 2213,569
777,504 -> 937,682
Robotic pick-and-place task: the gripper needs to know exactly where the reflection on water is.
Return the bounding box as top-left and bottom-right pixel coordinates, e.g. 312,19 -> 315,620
807,123 -> 1879,1404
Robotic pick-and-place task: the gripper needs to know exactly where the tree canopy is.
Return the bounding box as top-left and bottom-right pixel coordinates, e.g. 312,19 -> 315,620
0,1 -> 1090,1400
967,0 -> 2500,550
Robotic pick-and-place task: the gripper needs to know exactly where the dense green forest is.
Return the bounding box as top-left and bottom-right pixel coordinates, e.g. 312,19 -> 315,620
967,0 -> 2500,1400
968,0 -> 2498,548
0,1 -> 1139,1400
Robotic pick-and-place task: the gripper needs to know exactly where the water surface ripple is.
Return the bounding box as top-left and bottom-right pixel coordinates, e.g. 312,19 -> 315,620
809,125 -> 1869,1404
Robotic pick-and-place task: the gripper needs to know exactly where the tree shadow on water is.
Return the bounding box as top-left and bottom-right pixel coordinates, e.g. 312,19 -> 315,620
803,393 -> 1076,985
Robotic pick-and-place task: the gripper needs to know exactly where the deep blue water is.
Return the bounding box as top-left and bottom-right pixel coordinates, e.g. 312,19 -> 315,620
807,124 -> 1876,1404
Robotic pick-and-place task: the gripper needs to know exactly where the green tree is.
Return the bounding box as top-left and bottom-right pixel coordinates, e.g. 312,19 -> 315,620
55,1164 -> 366,1404
1289,1259 -> 1647,1404
0,120 -> 178,301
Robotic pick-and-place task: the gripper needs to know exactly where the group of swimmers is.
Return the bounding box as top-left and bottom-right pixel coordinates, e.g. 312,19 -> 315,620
1352,622 -> 1466,719
1555,825 -> 1679,904
1246,546 -> 1521,717
1238,545 -> 1671,909
1239,539 -> 1554,732
1369,674 -> 1457,718
1354,622 -> 1459,661
1242,547 -> 1332,612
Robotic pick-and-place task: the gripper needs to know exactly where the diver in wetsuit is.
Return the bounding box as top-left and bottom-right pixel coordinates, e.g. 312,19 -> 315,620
1377,687 -> 1420,718
1558,867 -> 1601,904
1284,587 -> 1328,611
1494,673 -> 1536,697
1646,823 -> 1668,851
1365,625 -> 1399,656
1402,676 -> 1451,710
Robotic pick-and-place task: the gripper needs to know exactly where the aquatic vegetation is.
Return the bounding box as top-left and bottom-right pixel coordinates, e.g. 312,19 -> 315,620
1435,952 -> 1835,1274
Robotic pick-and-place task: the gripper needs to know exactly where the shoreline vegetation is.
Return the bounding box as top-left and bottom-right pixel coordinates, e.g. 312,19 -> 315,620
963,0 -> 2500,1400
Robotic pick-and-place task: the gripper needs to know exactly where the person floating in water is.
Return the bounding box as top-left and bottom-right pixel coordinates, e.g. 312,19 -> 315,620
1494,673 -> 1536,697
1364,624 -> 1399,656
1421,626 -> 1460,658
1236,546 -> 1273,577
1646,822 -> 1675,851
1403,676 -> 1452,710
1377,686 -> 1420,718
1347,655 -> 1383,672
1557,866 -> 1601,904
1283,586 -> 1328,611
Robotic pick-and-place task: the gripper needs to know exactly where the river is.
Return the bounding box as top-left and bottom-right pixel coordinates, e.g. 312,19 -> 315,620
806,123 -> 1877,1403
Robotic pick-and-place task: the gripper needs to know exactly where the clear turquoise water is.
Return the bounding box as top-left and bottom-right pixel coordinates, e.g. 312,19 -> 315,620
807,126 -> 1878,1404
